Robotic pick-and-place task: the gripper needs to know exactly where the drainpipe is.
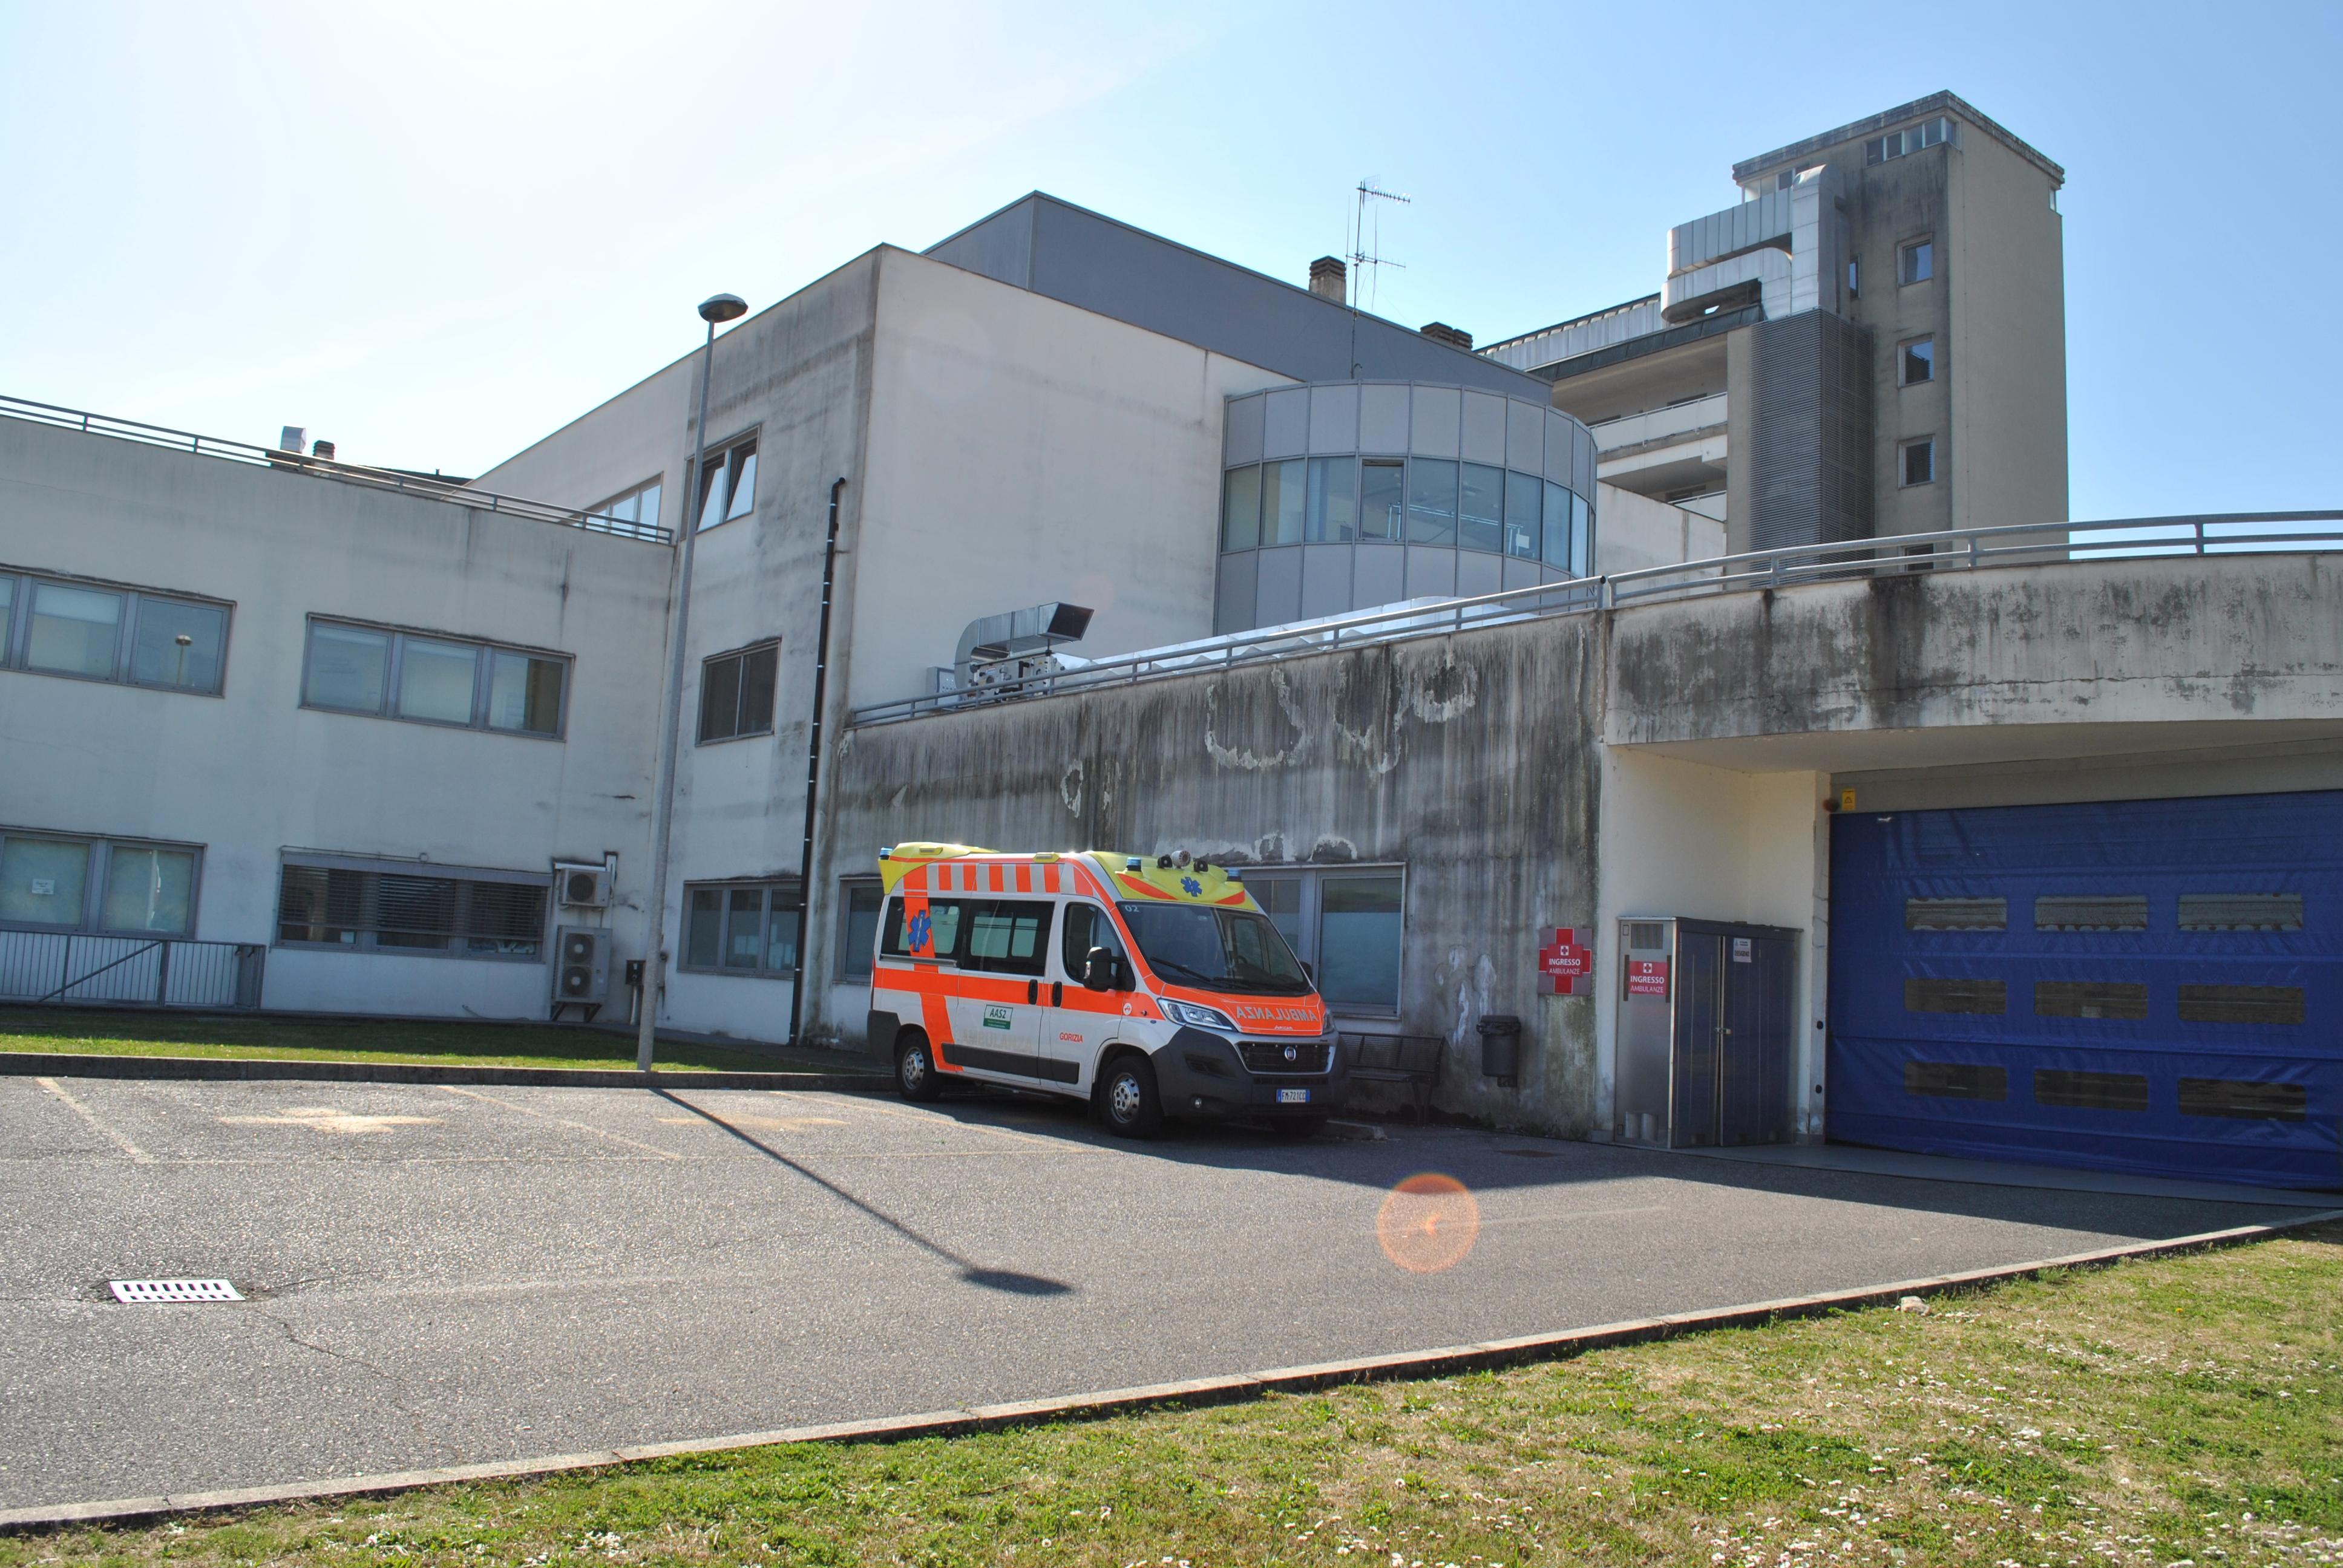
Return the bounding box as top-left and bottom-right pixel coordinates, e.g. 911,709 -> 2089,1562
787,477 -> 847,1048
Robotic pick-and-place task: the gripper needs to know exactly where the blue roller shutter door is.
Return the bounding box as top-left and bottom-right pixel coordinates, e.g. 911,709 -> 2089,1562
1827,790 -> 2340,1190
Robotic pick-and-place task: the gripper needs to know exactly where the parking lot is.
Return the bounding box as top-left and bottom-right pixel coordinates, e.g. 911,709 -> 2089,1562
0,1073 -> 2305,1513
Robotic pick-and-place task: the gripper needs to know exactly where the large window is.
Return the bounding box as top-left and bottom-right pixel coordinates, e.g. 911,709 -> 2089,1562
879,896 -> 1054,977
0,829 -> 200,936
683,880 -> 801,978
301,619 -> 568,737
698,641 -> 779,743
695,434 -> 759,531
591,477 -> 663,533
836,880 -> 882,979
1241,866 -> 1404,1016
275,855 -> 549,960
1221,460 -> 1588,572
0,569 -> 229,695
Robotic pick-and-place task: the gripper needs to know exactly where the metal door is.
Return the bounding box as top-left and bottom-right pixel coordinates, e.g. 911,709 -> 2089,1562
1720,934 -> 1795,1145
1672,933 -> 1725,1147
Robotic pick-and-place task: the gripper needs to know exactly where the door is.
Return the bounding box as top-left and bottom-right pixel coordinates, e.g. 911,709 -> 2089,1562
1671,934 -> 1725,1147
1719,934 -> 1794,1146
1829,789 -> 2342,1188
940,897 -> 1054,1082
1043,901 -> 1130,1093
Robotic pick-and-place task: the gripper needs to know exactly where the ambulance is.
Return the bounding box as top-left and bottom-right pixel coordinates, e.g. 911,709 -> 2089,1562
865,842 -> 1345,1137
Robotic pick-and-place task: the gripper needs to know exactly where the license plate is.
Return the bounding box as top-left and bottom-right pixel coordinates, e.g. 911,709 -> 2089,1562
1277,1088 -> 1311,1105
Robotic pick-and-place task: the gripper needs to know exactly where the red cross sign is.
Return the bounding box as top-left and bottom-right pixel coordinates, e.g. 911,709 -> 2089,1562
1537,927 -> 1593,996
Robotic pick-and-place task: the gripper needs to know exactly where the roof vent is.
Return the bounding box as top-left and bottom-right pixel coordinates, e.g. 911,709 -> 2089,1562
1419,321 -> 1473,351
1308,256 -> 1346,304
952,602 -> 1094,696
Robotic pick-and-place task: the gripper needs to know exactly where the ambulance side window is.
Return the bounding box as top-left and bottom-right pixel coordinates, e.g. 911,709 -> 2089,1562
965,898 -> 1052,978
880,897 -> 965,961
1060,903 -> 1126,978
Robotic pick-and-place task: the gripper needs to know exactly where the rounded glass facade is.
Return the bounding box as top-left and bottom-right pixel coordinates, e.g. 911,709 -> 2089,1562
1217,381 -> 1596,635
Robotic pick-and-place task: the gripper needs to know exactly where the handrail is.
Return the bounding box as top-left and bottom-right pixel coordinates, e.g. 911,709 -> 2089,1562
0,394 -> 674,544
847,511 -> 2342,728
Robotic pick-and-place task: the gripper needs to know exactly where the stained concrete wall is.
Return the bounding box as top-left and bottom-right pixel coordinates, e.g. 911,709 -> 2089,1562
816,618 -> 1607,1132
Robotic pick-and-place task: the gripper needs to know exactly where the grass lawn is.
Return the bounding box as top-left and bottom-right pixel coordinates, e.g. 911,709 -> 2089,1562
0,1007 -> 850,1075
7,1223 -> 2335,1567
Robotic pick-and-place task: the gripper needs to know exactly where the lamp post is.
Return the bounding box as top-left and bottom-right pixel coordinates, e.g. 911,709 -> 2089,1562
637,291 -> 749,1073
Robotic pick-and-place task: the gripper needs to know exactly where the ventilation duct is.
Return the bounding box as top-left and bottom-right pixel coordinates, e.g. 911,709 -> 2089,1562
951,602 -> 1093,694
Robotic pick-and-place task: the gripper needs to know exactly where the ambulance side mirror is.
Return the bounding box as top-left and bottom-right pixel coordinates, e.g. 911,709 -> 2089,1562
1300,961 -> 1316,985
1083,947 -> 1118,991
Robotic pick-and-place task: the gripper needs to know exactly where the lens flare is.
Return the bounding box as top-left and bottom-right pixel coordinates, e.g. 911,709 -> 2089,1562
1376,1172 -> 1480,1273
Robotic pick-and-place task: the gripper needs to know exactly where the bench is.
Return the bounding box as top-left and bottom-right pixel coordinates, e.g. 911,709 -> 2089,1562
1341,1033 -> 1444,1123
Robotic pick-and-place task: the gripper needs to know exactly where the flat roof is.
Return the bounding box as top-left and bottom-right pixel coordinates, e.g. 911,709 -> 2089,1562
1732,91 -> 2065,188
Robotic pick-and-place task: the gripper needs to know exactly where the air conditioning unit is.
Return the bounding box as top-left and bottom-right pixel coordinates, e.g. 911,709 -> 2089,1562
551,926 -> 611,1021
554,860 -> 611,909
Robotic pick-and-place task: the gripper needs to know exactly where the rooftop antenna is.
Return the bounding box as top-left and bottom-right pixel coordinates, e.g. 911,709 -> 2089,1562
1348,178 -> 1411,312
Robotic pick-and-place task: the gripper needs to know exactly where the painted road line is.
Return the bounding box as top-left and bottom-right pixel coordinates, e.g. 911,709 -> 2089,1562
31,1077 -> 154,1165
436,1086 -> 685,1161
3,1207 -> 2332,1535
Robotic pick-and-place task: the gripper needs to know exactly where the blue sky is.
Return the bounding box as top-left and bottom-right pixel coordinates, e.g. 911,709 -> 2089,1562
2,1 -> 2335,519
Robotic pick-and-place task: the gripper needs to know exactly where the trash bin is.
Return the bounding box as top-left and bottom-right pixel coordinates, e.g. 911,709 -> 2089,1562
1476,1013 -> 1522,1085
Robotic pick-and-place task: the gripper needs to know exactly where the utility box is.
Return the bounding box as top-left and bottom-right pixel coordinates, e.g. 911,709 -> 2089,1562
1614,916 -> 1796,1148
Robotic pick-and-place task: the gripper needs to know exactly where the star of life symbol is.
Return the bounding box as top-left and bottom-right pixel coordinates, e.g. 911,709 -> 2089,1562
1180,875 -> 1202,897
908,910 -> 932,952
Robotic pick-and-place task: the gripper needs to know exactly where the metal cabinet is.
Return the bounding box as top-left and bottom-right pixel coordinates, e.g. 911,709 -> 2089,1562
1616,916 -> 1797,1148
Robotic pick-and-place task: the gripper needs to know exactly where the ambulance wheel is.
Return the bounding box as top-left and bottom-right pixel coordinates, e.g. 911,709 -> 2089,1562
1098,1053 -> 1163,1138
895,1030 -> 943,1102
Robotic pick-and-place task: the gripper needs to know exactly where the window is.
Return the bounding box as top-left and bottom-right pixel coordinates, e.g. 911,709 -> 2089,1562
879,897 -> 1052,976
1905,1061 -> 2007,1100
1359,461 -> 1404,540
1899,237 -> 1934,286
2033,1068 -> 2148,1112
2033,981 -> 2149,1020
1406,459 -> 1458,545
1865,118 -> 1956,165
2178,1078 -> 2307,1121
0,829 -> 200,936
1221,466 -> 1261,550
2176,985 -> 2305,1025
1242,866 -> 1404,1015
0,568 -> 229,695
1502,469 -> 1541,559
2178,893 -> 2302,932
1848,256 -> 1859,299
1061,901 -> 1129,978
1260,459 -> 1305,546
1458,464 -> 1505,553
1905,897 -> 2005,930
1304,457 -> 1357,542
698,641 -> 779,743
591,477 -> 663,533
695,436 -> 758,531
1900,438 -> 1936,488
275,856 -> 548,959
837,880 -> 882,979
2034,894 -> 2148,932
1903,977 -> 2005,1014
1900,336 -> 1936,386
301,619 -> 568,737
681,880 -> 802,978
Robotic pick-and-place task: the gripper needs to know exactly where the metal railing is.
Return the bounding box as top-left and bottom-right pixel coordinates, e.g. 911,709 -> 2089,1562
0,394 -> 674,544
846,511 -> 2342,728
0,932 -> 266,1009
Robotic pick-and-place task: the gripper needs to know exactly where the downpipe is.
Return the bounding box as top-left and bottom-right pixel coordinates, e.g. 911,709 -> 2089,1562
787,477 -> 846,1048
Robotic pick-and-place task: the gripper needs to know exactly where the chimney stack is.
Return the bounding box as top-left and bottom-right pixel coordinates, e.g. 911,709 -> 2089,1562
310,439 -> 336,461
1308,255 -> 1346,304
1418,321 -> 1473,351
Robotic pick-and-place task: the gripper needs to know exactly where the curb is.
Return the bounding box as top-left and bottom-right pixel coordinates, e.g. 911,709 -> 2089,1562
5,1206 -> 2334,1535
0,1051 -> 891,1093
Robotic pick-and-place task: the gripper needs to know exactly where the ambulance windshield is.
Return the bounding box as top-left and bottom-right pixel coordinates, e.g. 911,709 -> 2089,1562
1116,903 -> 1312,996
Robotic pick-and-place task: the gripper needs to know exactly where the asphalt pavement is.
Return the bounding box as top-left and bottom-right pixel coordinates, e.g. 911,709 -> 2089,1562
0,1074 -> 2308,1512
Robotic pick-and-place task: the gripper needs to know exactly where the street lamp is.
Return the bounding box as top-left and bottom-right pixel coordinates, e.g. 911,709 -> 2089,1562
637,292 -> 749,1073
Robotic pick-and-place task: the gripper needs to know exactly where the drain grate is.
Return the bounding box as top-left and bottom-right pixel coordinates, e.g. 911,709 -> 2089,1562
109,1279 -> 243,1304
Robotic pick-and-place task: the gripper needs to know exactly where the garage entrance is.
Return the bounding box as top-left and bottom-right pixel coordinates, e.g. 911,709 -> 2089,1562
1827,789 -> 2341,1189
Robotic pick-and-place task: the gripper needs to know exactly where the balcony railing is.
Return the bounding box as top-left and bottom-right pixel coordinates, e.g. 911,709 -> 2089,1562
0,394 -> 673,544
845,512 -> 2343,727
1588,393 -> 1729,455
0,932 -> 266,1010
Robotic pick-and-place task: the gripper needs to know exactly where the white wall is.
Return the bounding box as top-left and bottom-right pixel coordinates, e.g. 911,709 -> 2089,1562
1594,482 -> 1727,578
842,249 -> 1293,709
0,419 -> 673,1020
1592,747 -> 1829,1140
